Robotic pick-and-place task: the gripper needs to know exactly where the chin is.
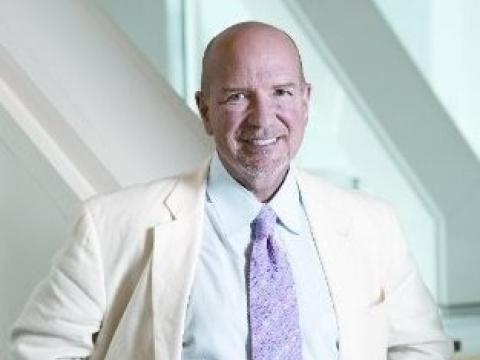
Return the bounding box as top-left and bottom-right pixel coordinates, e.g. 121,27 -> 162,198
240,157 -> 289,180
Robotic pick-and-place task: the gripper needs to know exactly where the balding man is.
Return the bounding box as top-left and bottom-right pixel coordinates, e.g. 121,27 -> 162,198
10,21 -> 453,360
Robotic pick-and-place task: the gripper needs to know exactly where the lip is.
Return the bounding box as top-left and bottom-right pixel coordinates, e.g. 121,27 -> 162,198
247,138 -> 277,146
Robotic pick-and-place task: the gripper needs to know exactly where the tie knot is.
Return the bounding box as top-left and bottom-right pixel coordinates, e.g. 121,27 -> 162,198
251,205 -> 276,239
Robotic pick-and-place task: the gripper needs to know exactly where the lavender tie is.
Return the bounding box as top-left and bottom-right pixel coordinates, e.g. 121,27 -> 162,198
248,205 -> 302,360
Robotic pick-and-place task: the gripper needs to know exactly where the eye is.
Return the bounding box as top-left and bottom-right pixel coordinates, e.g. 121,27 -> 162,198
225,92 -> 247,103
273,88 -> 293,97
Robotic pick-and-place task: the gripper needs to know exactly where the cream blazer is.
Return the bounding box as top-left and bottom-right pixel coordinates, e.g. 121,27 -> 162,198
10,161 -> 453,360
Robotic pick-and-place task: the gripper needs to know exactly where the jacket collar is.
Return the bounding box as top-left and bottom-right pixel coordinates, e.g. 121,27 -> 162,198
160,157 -> 211,222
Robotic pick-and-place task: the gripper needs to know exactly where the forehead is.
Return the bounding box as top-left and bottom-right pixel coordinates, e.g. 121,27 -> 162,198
224,52 -> 299,85
206,27 -> 302,87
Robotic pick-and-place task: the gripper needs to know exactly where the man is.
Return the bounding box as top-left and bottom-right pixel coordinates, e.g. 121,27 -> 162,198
10,21 -> 453,359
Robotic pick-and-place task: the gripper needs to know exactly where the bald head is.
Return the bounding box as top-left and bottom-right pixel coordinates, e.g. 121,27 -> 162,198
200,21 -> 305,94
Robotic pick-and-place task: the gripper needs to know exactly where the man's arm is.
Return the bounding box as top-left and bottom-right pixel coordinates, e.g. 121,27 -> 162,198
9,208 -> 106,360
381,204 -> 454,359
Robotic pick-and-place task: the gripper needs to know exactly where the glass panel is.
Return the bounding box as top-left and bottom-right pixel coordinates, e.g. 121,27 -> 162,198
372,0 -> 480,160
92,0 -> 186,96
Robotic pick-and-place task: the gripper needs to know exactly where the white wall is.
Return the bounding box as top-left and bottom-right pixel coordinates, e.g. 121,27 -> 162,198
0,107 -> 79,355
1,0 -> 212,188
0,0 -> 213,355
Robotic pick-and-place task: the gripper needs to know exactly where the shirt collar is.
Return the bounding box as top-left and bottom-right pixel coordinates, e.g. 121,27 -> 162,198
206,152 -> 302,237
268,166 -> 302,235
207,153 -> 261,237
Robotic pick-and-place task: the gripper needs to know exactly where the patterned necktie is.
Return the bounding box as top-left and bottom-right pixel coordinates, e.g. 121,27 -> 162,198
248,205 -> 302,360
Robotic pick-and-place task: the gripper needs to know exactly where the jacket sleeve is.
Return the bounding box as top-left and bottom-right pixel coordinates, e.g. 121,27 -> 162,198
380,204 -> 454,359
9,205 -> 106,360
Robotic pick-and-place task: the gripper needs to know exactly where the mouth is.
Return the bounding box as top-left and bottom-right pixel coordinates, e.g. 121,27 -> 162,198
241,137 -> 280,147
248,138 -> 277,146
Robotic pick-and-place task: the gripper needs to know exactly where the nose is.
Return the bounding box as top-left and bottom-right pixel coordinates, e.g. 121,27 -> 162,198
248,94 -> 274,127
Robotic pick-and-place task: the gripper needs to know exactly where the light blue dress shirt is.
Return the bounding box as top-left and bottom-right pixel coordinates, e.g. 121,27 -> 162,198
182,154 -> 338,359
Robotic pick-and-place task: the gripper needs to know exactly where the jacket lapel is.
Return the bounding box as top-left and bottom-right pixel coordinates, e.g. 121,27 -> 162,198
298,171 -> 370,359
150,163 -> 208,360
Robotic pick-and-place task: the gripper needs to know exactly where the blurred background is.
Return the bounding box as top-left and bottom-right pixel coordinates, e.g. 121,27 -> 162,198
1,0 -> 479,357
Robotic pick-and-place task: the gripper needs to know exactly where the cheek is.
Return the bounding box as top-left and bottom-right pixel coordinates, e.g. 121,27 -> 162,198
214,110 -> 243,136
280,106 -> 308,132
281,113 -> 308,151
209,115 -> 240,150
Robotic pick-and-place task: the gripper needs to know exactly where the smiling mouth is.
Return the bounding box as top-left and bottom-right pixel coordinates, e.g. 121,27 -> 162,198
242,137 -> 279,146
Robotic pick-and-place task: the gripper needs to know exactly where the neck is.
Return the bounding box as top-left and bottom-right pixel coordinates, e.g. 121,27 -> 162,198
241,168 -> 289,203
215,153 -> 290,203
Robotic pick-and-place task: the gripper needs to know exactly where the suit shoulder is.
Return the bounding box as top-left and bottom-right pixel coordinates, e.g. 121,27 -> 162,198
74,161 -> 208,234
298,170 -> 395,217
84,176 -> 177,214
80,167 -> 205,229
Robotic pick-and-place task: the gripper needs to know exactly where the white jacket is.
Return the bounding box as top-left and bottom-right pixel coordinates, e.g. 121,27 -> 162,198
9,162 -> 453,359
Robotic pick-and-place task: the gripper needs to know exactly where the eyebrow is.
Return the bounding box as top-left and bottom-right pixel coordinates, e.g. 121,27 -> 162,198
221,82 -> 298,92
220,87 -> 249,93
273,82 -> 297,88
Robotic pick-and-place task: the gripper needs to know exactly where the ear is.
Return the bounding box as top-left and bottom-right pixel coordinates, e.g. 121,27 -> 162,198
302,82 -> 312,108
195,90 -> 213,135
301,83 -> 312,121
